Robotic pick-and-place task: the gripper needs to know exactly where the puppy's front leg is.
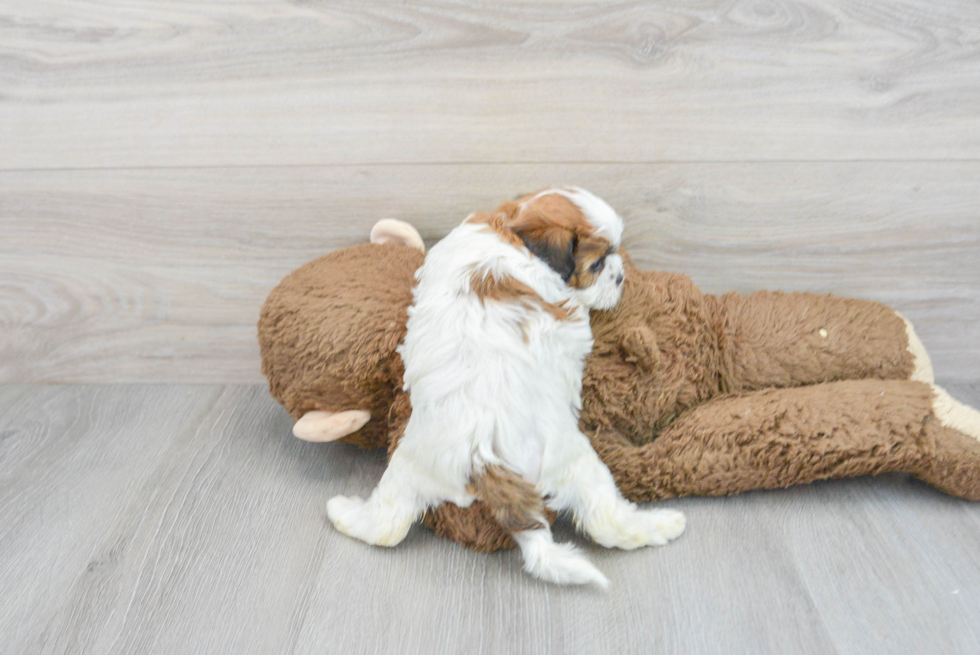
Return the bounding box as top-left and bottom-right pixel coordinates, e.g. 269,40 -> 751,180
327,446 -> 430,547
547,435 -> 686,550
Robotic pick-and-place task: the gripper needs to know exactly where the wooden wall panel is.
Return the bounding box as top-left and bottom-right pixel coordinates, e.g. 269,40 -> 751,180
2,163 -> 977,383
2,0 -> 980,169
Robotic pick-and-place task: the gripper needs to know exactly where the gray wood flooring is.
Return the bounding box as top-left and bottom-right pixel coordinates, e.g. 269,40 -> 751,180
2,382 -> 979,655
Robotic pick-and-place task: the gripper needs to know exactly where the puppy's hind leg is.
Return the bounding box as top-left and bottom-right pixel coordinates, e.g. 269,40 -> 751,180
549,436 -> 685,550
327,447 -> 431,547
469,466 -> 609,588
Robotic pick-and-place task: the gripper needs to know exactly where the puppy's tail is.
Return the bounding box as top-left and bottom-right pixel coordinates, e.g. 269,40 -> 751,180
468,466 -> 609,589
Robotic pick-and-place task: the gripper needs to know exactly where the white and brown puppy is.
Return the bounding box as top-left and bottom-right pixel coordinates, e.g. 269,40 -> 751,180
327,187 -> 685,587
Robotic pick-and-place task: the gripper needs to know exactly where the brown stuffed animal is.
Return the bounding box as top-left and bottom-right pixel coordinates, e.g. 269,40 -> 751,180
259,216 -> 980,552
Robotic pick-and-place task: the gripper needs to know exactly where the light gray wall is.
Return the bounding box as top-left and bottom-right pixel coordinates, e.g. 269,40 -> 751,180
2,1 -> 978,383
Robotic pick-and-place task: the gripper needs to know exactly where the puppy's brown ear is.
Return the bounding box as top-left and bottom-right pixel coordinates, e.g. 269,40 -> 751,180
495,201 -> 522,220
509,212 -> 576,282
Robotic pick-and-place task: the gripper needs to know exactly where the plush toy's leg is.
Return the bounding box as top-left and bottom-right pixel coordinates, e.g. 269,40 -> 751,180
293,410 -> 371,442
469,465 -> 609,588
712,291 -> 929,392
326,445 -> 433,547
544,433 -> 686,550
590,379 -> 980,502
369,219 -> 425,252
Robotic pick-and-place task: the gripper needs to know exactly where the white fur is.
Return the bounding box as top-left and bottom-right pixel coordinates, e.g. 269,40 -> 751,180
514,529 -> 610,588
327,188 -> 685,587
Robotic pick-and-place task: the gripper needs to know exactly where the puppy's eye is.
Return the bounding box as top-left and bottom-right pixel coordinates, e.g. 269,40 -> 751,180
589,257 -> 606,273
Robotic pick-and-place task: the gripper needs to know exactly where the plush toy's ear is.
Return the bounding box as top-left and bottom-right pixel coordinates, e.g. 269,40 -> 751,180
508,211 -> 577,282
370,219 -> 425,252
619,321 -> 661,372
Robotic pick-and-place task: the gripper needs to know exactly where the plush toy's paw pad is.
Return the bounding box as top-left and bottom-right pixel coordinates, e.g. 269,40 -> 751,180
326,495 -> 413,547
370,219 -> 425,252
293,410 -> 370,442
514,529 -> 609,589
897,312 -> 935,384
932,385 -> 980,442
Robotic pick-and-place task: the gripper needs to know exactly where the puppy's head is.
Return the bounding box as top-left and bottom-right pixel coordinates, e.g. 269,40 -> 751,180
504,187 -> 625,310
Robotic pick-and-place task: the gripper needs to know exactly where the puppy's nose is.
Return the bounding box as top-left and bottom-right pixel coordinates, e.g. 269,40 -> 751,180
616,273 -> 624,286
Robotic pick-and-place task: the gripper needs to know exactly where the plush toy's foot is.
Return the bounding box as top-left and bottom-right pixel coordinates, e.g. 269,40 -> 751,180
370,219 -> 425,252
513,529 -> 610,589
917,419 -> 980,501
931,384 -> 980,443
898,312 -> 935,384
293,410 -> 371,442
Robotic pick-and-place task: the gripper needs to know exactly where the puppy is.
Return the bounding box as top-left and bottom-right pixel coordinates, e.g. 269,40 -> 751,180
327,187 -> 685,587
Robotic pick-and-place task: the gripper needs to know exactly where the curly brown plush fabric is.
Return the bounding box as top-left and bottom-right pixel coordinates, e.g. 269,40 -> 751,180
591,379 -> 980,502
581,258 -> 915,445
259,243 -> 423,450
259,240 -> 980,553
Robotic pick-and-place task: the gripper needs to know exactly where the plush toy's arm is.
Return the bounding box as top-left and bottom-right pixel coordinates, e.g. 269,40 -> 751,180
293,410 -> 372,442
590,379 -> 980,503
709,291 -> 933,393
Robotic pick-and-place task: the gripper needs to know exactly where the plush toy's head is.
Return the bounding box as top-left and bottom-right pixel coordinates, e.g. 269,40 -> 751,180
258,241 -> 423,449
582,256 -> 722,444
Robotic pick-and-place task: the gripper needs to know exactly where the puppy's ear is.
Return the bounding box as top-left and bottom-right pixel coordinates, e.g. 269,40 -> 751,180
509,212 -> 577,282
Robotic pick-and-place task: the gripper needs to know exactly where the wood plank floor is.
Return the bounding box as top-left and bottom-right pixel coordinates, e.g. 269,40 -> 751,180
3,383 -> 979,655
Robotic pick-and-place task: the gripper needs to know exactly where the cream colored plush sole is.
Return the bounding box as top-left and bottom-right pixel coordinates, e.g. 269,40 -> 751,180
897,312 -> 935,384
293,410 -> 371,442
931,385 -> 980,443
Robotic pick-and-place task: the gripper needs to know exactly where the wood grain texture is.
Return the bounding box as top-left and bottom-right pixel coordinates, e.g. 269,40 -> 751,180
2,0 -> 980,168
0,385 -> 222,652
1,383 -> 979,654
2,162 -> 978,383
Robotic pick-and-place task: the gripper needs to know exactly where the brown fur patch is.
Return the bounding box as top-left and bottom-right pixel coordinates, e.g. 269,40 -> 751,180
469,270 -> 571,321
567,235 -> 614,290
467,192 -> 617,288
465,207 -> 525,250
467,465 -> 547,534
506,192 -> 614,288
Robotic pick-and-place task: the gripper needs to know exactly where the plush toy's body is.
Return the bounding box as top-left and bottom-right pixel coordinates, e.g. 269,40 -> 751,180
259,223 -> 980,552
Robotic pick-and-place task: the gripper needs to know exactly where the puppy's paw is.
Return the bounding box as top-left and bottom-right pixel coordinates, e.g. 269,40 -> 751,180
636,508 -> 686,545
326,495 -> 412,547
326,495 -> 368,540
514,529 -> 610,589
587,507 -> 686,550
